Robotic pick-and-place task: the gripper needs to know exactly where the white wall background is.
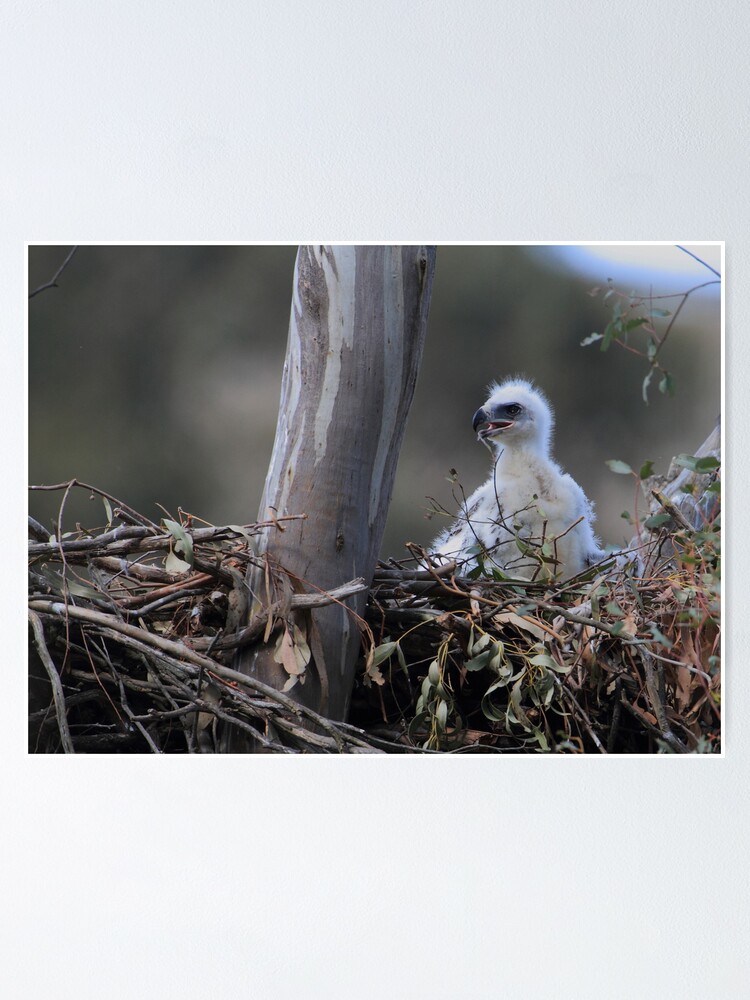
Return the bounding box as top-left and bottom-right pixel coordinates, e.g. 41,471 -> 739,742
7,2 -> 747,997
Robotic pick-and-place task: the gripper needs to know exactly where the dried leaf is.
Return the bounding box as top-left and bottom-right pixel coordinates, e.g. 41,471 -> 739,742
364,646 -> 386,686
273,625 -> 310,677
492,611 -> 548,643
165,550 -> 191,575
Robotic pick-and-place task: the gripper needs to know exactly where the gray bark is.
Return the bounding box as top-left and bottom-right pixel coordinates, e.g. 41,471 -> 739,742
227,245 -> 436,743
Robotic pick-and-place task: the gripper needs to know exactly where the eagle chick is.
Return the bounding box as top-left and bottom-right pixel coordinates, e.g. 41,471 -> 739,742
432,378 -> 603,581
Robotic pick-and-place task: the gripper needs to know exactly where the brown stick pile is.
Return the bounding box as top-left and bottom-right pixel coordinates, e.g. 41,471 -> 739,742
28,479 -> 720,754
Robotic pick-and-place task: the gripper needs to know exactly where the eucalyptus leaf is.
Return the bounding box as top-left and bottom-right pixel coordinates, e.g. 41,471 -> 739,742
165,550 -> 191,574
464,650 -> 492,672
529,652 -> 558,670
473,632 -> 492,653
606,459 -> 633,475
480,689 -> 506,722
659,371 -> 675,397
227,524 -> 257,544
435,701 -> 448,730
163,518 -> 194,565
673,454 -> 720,473
644,513 -> 672,529
371,641 -> 398,668
625,317 -> 648,331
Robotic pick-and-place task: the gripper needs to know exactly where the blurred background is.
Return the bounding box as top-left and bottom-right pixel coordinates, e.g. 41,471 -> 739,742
28,244 -> 721,559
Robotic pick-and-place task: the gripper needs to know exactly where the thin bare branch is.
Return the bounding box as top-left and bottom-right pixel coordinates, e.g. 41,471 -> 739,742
29,246 -> 79,298
28,609 -> 75,753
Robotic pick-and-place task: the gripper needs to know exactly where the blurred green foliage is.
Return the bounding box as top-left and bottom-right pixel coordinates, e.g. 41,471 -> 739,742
28,245 -> 720,558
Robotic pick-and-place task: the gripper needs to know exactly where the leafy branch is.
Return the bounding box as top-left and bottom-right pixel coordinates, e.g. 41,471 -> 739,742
582,271 -> 720,403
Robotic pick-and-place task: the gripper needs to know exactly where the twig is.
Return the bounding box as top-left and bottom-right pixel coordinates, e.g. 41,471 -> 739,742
29,246 -> 78,298
28,597 -> 378,753
190,577 -> 368,652
640,649 -> 689,753
559,683 -> 606,754
28,609 -> 75,753
675,245 -> 721,278
113,668 -> 162,753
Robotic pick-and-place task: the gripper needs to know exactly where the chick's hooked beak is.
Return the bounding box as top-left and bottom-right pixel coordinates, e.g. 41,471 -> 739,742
472,406 -> 515,439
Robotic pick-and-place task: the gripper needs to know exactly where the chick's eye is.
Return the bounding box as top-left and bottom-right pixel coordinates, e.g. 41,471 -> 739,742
507,404 -> 522,416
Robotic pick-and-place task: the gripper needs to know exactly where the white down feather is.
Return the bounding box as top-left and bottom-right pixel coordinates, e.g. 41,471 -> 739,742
432,378 -> 603,581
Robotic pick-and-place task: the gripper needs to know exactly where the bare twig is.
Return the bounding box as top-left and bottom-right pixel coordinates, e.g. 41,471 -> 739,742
28,609 -> 75,753
28,597 -> 380,753
675,245 -> 721,278
29,246 -> 79,298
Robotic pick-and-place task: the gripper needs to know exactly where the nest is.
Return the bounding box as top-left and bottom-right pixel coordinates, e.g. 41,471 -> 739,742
28,478 -> 720,754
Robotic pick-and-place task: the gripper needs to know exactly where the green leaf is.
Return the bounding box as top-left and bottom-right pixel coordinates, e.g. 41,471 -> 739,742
435,701 -> 448,730
639,460 -> 654,479
659,371 -> 675,396
606,459 -> 633,475
600,320 -> 617,351
694,456 -> 721,473
534,729 -> 550,752
465,650 -> 492,672
396,642 -> 408,676
514,536 -> 535,557
510,679 -> 533,731
673,454 -> 720,473
625,317 -> 648,332
102,497 -> 113,525
480,686 -> 507,722
371,641 -> 398,668
644,513 -> 672,529
648,624 -> 673,649
163,518 -> 194,565
529,652 -> 558,670
470,632 -> 492,656
488,642 -> 507,673
547,659 -> 572,675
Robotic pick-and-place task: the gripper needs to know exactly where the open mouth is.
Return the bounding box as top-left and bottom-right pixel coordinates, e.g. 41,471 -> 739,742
477,420 -> 514,438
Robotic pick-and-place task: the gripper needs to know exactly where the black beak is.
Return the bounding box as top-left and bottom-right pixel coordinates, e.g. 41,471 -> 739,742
472,407 -> 487,433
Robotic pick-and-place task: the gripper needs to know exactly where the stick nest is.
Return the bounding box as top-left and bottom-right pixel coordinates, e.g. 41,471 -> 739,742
29,479 -> 720,754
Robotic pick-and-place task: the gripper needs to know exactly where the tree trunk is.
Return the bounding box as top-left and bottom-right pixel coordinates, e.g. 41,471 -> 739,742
224,245 -> 436,747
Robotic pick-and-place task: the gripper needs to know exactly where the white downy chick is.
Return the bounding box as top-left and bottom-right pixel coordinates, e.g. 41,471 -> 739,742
432,377 -> 603,581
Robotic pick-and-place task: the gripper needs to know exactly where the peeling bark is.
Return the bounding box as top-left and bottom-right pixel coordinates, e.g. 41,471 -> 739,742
225,246 -> 435,746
